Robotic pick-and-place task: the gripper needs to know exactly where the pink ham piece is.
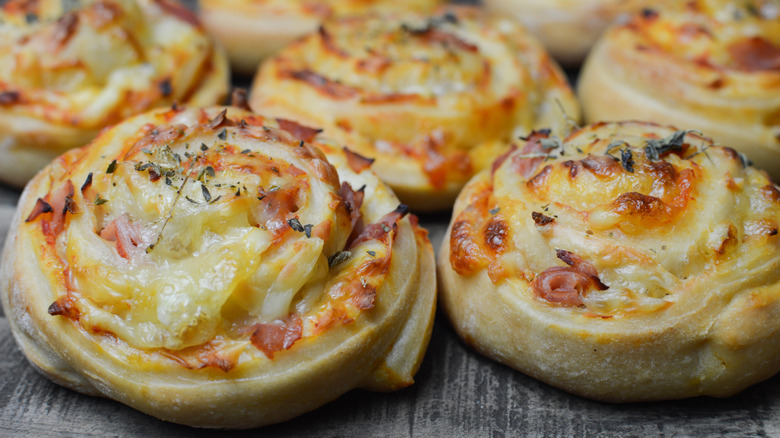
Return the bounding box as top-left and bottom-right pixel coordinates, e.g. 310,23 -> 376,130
531,249 -> 608,307
100,214 -> 143,259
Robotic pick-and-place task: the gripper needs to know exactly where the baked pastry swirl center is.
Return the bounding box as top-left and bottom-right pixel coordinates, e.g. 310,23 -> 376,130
61,117 -> 362,352
3,106 -> 436,427
439,120 -> 780,401
28,107 -> 414,358
450,122 -> 780,316
578,0 -> 780,179
251,7 -> 579,210
0,0 -> 222,129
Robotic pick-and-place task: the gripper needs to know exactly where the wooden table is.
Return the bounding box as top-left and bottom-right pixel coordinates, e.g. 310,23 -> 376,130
3,1 -> 780,436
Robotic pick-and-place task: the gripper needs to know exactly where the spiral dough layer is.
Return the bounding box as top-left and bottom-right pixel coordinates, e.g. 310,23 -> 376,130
198,0 -> 443,74
0,0 -> 229,186
579,0 -> 780,180
439,121 -> 780,402
1,105 -> 436,428
250,7 -> 579,211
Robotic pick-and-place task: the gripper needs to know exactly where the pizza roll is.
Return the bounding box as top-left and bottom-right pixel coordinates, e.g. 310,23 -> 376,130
579,0 -> 780,180
198,0 -> 443,75
250,7 -> 580,211
438,121 -> 780,402
0,0 -> 229,187
482,0 -> 648,66
0,105 -> 436,428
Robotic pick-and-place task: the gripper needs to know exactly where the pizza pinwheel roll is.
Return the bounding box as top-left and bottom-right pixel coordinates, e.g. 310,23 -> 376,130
0,105 -> 436,428
483,0 -> 647,66
0,0 -> 229,187
250,7 -> 580,211
578,0 -> 780,180
198,0 -> 443,75
438,121 -> 780,402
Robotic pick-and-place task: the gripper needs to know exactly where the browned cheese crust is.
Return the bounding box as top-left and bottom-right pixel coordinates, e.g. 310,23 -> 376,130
198,0 -> 444,75
579,0 -> 780,180
0,0 -> 230,187
438,121 -> 780,402
250,7 -> 580,211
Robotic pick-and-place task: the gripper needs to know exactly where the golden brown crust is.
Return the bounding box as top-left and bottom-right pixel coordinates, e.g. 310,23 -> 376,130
579,0 -> 780,180
198,0 -> 443,75
483,0 -> 649,66
0,0 -> 230,187
1,105 -> 435,428
250,7 -> 580,211
438,121 -> 780,401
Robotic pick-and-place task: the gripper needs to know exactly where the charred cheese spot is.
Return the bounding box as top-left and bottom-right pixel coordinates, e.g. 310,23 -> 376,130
483,218 -> 508,253
612,192 -> 669,218
531,211 -> 554,226
563,155 -> 622,179
449,220 -> 484,275
527,165 -> 552,190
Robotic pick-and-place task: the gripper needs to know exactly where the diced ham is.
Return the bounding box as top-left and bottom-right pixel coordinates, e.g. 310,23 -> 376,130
513,130 -> 552,179
531,250 -> 608,307
339,182 -> 364,236
36,180 -> 76,241
284,69 -> 358,99
100,214 -> 142,259
276,118 -> 323,143
348,204 -> 409,249
729,37 -> 780,72
249,317 -> 302,359
343,147 -> 374,173
154,0 -> 201,27
414,27 -> 478,52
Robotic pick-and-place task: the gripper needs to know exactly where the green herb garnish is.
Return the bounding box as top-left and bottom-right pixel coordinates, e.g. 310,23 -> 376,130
287,218 -> 304,232
328,250 -> 352,268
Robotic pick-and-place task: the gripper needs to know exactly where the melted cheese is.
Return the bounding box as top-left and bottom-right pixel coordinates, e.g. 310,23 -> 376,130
27,106 -> 407,357
0,0 -> 224,129
251,7 -> 579,206
207,0 -> 442,16
450,121 -> 780,316
578,0 -> 780,179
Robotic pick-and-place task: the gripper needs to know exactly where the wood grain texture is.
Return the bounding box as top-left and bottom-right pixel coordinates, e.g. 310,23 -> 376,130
3,1 -> 780,434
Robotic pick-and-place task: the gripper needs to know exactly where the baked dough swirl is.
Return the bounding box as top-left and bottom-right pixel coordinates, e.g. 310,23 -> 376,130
250,7 -> 580,211
0,105 -> 436,428
483,0 -> 648,66
438,121 -> 780,401
0,0 -> 229,187
578,0 -> 780,180
198,0 -> 443,75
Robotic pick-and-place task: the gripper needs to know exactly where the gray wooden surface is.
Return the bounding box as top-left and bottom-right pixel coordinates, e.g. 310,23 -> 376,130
3,0 -> 780,436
